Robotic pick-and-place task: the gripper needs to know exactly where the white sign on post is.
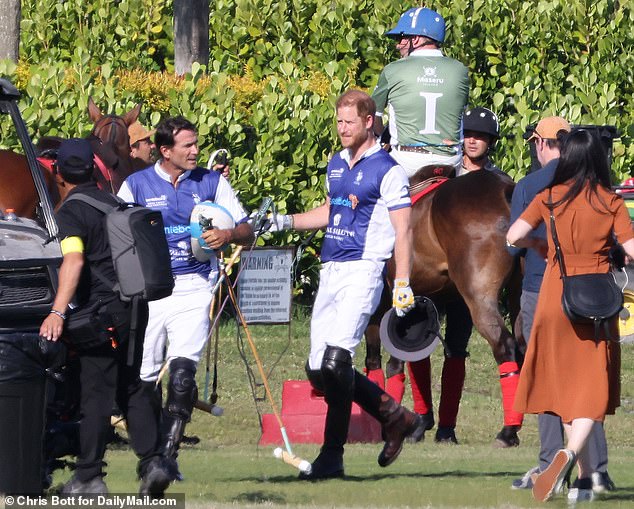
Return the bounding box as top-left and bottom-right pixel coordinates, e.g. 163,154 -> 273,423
237,247 -> 293,324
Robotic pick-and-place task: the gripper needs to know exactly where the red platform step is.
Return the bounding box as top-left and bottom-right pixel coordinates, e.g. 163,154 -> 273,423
259,380 -> 381,445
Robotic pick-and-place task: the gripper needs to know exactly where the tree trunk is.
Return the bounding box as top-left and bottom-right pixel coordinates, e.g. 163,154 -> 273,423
0,0 -> 21,62
174,0 -> 209,76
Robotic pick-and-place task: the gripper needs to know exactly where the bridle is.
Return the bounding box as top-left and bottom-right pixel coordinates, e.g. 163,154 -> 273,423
91,114 -> 129,154
90,114 -> 132,193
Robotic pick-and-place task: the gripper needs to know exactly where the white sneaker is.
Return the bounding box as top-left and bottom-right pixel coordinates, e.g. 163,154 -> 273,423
568,488 -> 595,503
568,478 -> 595,503
591,471 -> 615,493
511,465 -> 540,489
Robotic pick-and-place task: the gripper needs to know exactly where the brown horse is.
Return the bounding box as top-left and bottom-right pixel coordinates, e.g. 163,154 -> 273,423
0,149 -> 58,218
365,167 -> 524,446
0,99 -> 140,218
87,97 -> 141,194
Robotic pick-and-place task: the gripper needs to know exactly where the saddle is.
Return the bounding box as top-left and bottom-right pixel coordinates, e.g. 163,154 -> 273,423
409,176 -> 449,205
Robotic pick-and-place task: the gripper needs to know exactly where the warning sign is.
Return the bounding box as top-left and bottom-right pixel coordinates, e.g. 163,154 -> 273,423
237,247 -> 293,323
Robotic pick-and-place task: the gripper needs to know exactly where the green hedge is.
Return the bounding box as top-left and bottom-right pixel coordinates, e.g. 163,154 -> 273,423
1,0 -> 633,294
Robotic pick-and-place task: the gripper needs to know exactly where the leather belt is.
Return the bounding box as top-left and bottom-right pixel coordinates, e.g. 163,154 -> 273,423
395,145 -> 433,154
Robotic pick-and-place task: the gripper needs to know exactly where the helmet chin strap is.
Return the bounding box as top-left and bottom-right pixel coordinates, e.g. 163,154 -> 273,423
407,36 -> 436,55
407,38 -> 415,56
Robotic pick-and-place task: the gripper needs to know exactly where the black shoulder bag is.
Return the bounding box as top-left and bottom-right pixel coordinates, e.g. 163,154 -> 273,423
547,190 -> 623,342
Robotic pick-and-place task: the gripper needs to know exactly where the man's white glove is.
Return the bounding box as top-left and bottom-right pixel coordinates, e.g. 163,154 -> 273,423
248,211 -> 292,232
264,212 -> 293,232
392,278 -> 415,317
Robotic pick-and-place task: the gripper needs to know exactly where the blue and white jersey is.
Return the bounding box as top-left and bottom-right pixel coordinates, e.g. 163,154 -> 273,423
118,163 -> 248,277
321,143 -> 410,264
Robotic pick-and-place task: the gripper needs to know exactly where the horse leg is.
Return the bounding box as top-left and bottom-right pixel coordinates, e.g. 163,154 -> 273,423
464,293 -> 523,447
364,319 -> 385,390
435,299 -> 471,442
407,358 -> 433,416
385,356 -> 406,402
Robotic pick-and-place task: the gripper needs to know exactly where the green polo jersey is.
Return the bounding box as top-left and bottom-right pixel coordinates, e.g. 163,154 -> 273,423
372,49 -> 469,156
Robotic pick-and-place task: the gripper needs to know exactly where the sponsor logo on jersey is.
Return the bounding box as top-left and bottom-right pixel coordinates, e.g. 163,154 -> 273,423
164,224 -> 191,235
330,168 -> 345,180
333,213 -> 342,226
326,226 -> 355,240
417,67 -> 444,85
349,194 -> 359,209
325,227 -> 355,238
331,196 -> 353,208
354,170 -> 363,185
169,241 -> 192,262
145,195 -> 168,208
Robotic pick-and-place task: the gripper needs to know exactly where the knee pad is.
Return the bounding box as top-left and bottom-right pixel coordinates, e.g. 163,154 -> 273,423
321,346 -> 353,390
305,360 -> 324,393
166,357 -> 198,420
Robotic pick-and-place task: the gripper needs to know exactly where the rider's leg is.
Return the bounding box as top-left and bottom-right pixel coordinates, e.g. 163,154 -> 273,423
437,298 -> 471,441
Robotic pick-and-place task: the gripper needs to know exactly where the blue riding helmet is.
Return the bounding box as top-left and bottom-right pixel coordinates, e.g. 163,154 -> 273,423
386,7 -> 446,44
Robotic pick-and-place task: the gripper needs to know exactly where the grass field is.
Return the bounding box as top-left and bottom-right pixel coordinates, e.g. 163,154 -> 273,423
48,311 -> 634,508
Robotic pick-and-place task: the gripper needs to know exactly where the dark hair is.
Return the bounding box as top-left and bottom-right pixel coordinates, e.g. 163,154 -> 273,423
547,129 -> 612,212
544,136 -> 564,150
155,116 -> 197,151
336,90 -> 376,119
58,161 -> 94,184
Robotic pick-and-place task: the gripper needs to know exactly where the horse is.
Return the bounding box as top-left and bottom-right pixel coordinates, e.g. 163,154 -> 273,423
0,99 -> 141,219
86,97 -> 141,194
364,166 -> 524,446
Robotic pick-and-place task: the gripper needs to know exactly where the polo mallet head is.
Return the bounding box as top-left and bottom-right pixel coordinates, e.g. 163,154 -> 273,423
194,399 -> 224,417
273,447 -> 311,474
207,148 -> 229,170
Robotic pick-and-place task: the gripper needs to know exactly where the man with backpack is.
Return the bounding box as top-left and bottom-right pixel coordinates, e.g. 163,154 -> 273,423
39,138 -> 172,496
117,116 -> 254,478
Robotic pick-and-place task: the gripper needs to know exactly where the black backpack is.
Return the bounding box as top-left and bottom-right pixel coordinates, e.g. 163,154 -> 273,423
62,194 -> 174,361
64,193 -> 174,302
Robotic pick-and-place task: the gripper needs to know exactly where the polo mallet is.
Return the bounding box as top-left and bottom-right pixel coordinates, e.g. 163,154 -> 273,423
198,197 -> 273,416
202,283 -> 223,416
202,290 -> 216,402
207,148 -> 229,171
221,263 -> 311,475
198,248 -> 244,418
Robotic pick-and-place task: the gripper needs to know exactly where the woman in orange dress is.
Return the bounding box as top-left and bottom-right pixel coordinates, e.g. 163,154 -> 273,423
507,129 -> 634,502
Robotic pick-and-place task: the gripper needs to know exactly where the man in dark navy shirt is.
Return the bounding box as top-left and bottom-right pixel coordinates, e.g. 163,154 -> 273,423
40,139 -> 170,496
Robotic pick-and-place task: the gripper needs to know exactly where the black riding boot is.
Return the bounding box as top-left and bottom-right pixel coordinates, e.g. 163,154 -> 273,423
161,358 -> 197,480
353,371 -> 422,467
300,346 -> 353,480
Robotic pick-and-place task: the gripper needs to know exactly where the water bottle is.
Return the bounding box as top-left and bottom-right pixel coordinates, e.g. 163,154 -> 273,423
4,208 -> 18,221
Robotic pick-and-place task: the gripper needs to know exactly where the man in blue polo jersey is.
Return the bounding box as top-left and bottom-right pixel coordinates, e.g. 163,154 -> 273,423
269,89 -> 422,480
118,116 -> 254,478
372,7 -> 469,177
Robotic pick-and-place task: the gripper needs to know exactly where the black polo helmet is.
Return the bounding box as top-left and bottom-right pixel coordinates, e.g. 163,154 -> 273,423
463,107 -> 500,139
379,296 -> 442,362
